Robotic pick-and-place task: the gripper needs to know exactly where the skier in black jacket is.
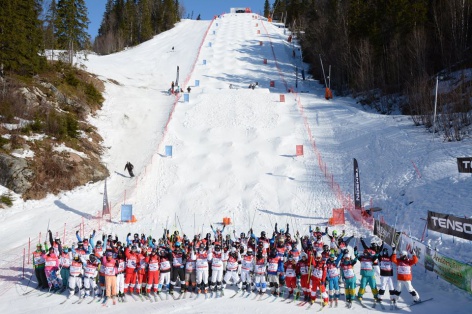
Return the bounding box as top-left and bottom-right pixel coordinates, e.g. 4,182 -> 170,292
124,162 -> 134,177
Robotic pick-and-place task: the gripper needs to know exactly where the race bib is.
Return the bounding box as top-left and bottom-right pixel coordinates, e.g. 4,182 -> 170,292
196,259 -> 208,268
226,261 -> 238,271
361,261 -> 373,270
126,259 -> 136,268
328,267 -> 339,277
104,266 -> 115,276
160,260 -> 171,270
397,265 -> 411,275
311,268 -> 323,279
149,262 -> 159,271
45,260 -> 56,267
85,266 -> 96,277
267,262 -> 278,272
343,268 -> 354,279
380,261 -> 392,271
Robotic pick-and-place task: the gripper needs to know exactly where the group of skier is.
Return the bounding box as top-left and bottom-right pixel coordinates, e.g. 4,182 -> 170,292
30,222 -> 420,308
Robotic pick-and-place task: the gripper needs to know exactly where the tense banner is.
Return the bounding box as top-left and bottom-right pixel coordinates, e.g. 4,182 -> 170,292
457,157 -> 472,173
427,211 -> 472,241
353,158 -> 362,210
374,219 -> 401,247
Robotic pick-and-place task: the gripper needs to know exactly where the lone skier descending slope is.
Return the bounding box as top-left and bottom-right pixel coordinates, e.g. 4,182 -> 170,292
124,162 -> 134,177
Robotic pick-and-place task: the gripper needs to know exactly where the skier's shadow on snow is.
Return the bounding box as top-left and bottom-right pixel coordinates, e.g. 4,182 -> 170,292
266,172 -> 295,180
257,208 -> 322,220
54,200 -> 96,219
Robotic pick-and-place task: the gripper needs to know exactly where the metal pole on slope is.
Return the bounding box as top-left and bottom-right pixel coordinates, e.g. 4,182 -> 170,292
319,55 -> 328,87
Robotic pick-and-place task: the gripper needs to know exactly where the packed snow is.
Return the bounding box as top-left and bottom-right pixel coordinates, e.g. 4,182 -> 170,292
0,13 -> 471,313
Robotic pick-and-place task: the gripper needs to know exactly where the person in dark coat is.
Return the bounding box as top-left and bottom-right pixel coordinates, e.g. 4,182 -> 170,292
124,162 -> 134,177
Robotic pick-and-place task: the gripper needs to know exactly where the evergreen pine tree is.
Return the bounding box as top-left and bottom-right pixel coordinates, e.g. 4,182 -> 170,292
44,0 -> 58,52
264,0 -> 271,18
55,0 -> 90,64
0,0 -> 44,74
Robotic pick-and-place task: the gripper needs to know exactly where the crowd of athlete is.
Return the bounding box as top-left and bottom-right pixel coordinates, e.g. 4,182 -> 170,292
31,223 -> 420,307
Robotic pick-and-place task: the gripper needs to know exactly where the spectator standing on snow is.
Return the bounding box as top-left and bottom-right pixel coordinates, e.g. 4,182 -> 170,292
32,243 -> 48,289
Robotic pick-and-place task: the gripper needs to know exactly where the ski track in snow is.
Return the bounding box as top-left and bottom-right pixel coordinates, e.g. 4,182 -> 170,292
0,13 -> 471,314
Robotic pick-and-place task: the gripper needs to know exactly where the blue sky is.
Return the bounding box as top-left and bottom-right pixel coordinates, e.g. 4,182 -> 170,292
85,0 -> 267,39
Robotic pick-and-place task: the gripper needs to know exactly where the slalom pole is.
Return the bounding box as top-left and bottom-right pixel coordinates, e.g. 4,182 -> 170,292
28,237 -> 30,265
23,248 -> 25,279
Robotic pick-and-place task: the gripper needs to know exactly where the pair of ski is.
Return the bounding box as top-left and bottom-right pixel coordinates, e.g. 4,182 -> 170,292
393,297 -> 433,310
101,296 -> 117,307
297,300 -> 327,312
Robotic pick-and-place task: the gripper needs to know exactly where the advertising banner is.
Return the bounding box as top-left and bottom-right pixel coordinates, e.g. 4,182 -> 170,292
399,234 -> 472,294
374,219 -> 400,247
121,204 -> 133,222
425,247 -> 472,293
353,158 -> 362,210
457,157 -> 472,173
427,211 -> 472,241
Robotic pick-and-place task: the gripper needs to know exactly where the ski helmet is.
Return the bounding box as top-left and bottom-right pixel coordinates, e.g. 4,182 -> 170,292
247,248 -> 253,256
401,250 -> 408,258
300,252 -> 308,260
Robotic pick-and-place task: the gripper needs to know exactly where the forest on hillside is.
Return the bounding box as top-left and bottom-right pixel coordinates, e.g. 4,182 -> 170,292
269,0 -> 472,140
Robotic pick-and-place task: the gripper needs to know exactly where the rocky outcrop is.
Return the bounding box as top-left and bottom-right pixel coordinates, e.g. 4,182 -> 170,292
0,153 -> 34,194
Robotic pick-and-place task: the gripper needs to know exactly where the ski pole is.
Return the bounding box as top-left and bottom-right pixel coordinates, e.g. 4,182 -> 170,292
250,209 -> 257,230
177,215 -> 184,235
